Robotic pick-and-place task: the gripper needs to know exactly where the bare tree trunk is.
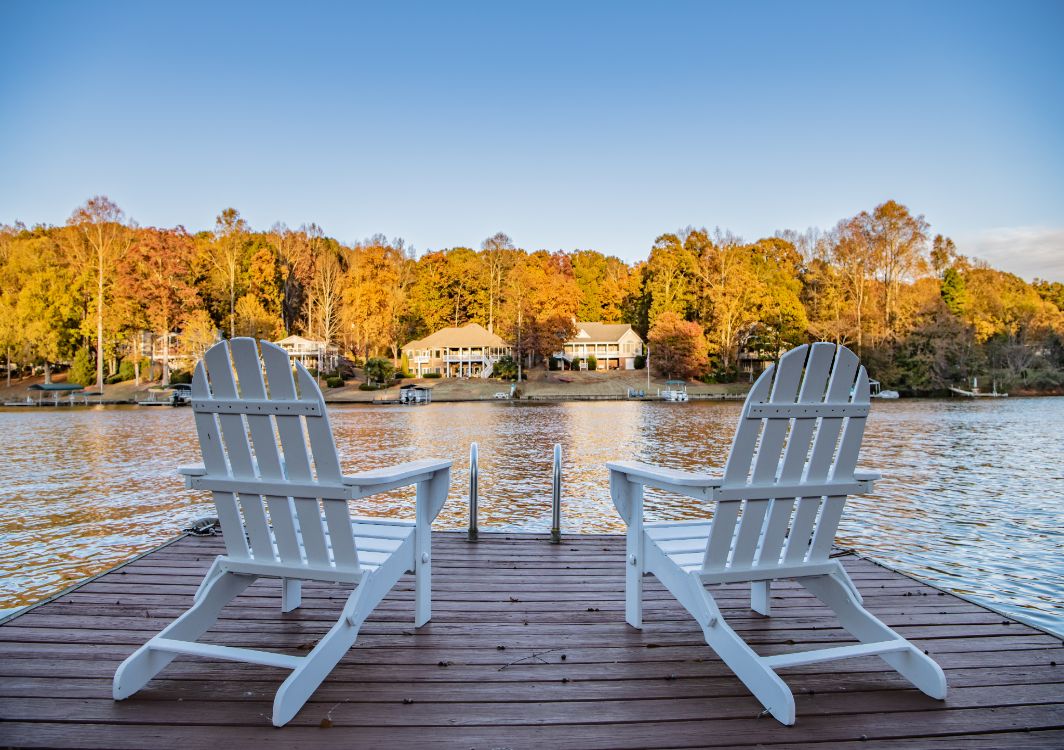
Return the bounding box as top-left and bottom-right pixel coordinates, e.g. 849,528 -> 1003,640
229,273 -> 236,339
162,325 -> 171,385
97,253 -> 105,394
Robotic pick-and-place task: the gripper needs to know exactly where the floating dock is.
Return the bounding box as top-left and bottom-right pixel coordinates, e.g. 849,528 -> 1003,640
1,532 -> 1062,748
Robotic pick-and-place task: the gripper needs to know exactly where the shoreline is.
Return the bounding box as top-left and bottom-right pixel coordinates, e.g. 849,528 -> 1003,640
3,372 -> 1063,407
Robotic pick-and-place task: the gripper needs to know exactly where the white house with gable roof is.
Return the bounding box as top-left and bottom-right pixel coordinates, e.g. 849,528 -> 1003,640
555,322 -> 644,370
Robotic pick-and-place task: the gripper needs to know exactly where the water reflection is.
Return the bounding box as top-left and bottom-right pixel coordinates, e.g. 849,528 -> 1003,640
1,398 -> 1062,636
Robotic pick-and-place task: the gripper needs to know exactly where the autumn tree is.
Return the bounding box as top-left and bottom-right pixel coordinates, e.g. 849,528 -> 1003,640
644,233 -> 695,327
270,223 -> 319,335
179,308 -> 218,361
406,247 -> 488,335
867,200 -> 929,338
829,216 -> 876,351
306,240 -> 345,345
747,237 -> 809,356
480,232 -> 514,334
66,196 -> 131,391
209,208 -> 250,338
233,243 -> 284,340
690,230 -> 763,371
648,311 -> 708,379
117,228 -> 198,383
570,250 -> 639,324
14,233 -> 80,383
499,251 -> 578,373
342,236 -> 415,360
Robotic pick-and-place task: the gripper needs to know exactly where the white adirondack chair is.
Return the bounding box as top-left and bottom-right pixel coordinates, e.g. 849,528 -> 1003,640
113,338 -> 451,726
607,342 -> 946,725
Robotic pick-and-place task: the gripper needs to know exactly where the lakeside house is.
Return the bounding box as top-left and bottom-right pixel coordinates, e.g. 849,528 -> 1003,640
402,323 -> 512,378
556,322 -> 644,370
275,334 -> 340,372
737,347 -> 781,381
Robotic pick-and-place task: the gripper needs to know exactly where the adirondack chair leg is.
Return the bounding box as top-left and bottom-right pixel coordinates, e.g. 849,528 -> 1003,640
751,581 -> 771,616
686,575 -> 795,725
114,571 -> 255,700
273,591 -> 364,726
281,579 -> 302,613
414,479 -> 433,627
829,565 -> 864,604
273,567 -> 400,726
799,573 -> 947,700
623,480 -> 644,628
193,556 -> 224,602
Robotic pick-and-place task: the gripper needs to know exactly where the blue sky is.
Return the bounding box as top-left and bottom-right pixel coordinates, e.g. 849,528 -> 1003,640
2,1 -> 1062,279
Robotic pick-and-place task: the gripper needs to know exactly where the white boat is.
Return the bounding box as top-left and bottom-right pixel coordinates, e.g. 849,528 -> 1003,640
660,380 -> 689,402
869,379 -> 900,399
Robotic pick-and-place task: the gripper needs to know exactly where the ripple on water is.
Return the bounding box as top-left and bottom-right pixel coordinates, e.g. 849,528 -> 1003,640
0,398 -> 1062,636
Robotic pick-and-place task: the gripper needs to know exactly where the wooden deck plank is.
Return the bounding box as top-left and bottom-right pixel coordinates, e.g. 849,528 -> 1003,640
0,531 -> 1061,749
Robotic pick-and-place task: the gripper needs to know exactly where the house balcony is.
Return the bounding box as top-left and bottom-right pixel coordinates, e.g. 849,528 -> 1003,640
444,354 -> 490,363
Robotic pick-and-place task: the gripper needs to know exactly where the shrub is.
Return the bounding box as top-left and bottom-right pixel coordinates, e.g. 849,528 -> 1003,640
394,371 -> 409,380
168,369 -> 193,385
68,349 -> 95,386
326,376 -> 345,388
492,355 -> 518,380
364,357 -> 395,385
358,383 -> 380,391
634,354 -> 646,369
423,371 -> 442,379
587,355 -> 598,371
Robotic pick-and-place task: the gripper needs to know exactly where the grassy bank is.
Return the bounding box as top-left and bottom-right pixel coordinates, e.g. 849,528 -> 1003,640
323,370 -> 751,403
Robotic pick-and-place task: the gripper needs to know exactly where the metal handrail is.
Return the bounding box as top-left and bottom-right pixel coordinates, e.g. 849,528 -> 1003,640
467,442 -> 479,542
551,443 -> 562,544
467,440 -> 561,543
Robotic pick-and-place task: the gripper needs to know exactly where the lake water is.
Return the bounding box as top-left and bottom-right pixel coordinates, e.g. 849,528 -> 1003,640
1,398 -> 1062,636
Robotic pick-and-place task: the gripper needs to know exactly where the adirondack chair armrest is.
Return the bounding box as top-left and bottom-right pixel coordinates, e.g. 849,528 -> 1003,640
853,469 -> 881,492
341,459 -> 452,488
177,464 -> 207,488
607,460 -> 723,502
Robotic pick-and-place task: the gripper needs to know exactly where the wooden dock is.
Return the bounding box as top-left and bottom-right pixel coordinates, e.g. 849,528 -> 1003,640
1,532 -> 1062,748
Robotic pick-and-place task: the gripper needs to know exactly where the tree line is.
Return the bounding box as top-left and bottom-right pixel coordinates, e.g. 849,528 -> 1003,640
2,196 -> 1062,394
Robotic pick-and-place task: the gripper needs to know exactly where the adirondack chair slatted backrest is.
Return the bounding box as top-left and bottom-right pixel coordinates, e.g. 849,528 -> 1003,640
706,342 -> 870,572
191,338 -> 360,573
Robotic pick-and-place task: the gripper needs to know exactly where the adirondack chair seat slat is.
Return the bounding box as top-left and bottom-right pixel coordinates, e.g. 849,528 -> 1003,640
642,524 -> 714,543
114,338 -> 452,727
652,539 -> 709,555
608,342 -> 947,726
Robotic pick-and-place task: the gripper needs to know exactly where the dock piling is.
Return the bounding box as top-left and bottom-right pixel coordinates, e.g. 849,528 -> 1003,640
467,442 -> 479,542
551,443 -> 562,544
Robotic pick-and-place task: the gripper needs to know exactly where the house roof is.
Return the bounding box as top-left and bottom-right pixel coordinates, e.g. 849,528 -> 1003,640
571,322 -> 642,343
404,323 -> 509,350
275,335 -> 326,347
